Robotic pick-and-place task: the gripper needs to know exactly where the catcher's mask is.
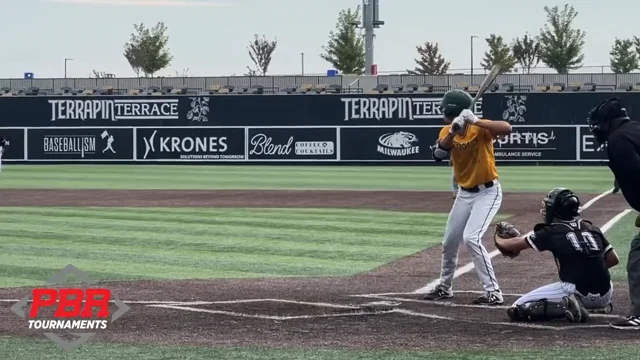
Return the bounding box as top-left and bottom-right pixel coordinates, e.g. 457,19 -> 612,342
541,187 -> 581,224
587,98 -> 630,146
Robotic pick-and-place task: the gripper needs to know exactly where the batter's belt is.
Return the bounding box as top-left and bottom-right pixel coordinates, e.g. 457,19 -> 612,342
460,180 -> 496,193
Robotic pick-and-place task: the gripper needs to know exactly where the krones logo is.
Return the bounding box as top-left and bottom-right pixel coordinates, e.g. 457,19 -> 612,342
142,130 -> 228,160
376,131 -> 419,156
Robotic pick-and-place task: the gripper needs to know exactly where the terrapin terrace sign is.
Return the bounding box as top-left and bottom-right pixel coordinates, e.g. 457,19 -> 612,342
48,99 -> 179,121
341,97 -> 482,121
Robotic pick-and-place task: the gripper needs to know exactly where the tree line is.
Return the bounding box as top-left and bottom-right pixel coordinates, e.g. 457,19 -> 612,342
411,4 -> 640,75
92,3 -> 638,78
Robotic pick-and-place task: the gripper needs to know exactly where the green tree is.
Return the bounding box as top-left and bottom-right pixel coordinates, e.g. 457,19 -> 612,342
609,38 -> 639,73
123,43 -> 142,77
512,33 -> 541,74
246,34 -> 278,76
320,6 -> 365,75
538,4 -> 586,74
407,41 -> 450,75
123,22 -> 173,77
633,36 -> 640,60
480,34 -> 516,73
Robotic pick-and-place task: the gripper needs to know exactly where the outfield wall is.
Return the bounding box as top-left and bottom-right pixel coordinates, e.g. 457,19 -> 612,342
0,92 -> 620,164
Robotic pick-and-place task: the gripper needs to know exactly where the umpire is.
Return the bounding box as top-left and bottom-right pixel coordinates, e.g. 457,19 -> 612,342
587,98 -> 640,330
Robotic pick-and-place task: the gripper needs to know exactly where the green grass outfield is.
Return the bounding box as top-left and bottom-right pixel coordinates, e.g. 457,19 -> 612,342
604,210 -> 640,281
0,207 -> 455,287
0,165 -> 628,359
0,164 -> 617,192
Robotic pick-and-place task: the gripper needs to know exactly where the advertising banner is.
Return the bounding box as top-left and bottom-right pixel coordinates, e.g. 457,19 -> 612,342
0,128 -> 25,160
578,126 -> 608,161
483,92 -> 639,125
135,127 -> 245,161
331,95 -> 482,125
247,127 -> 337,160
492,126 -> 576,161
27,128 -> 133,160
0,94 -> 483,127
0,96 -> 213,127
339,127 -> 439,161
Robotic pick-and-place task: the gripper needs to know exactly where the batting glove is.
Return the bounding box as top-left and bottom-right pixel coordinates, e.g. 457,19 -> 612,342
450,117 -> 465,134
460,109 -> 480,124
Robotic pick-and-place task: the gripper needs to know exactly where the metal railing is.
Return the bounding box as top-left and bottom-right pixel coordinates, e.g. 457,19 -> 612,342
2,72 -> 640,93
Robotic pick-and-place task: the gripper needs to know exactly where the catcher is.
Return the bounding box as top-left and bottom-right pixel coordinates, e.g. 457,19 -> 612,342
492,187 -> 620,322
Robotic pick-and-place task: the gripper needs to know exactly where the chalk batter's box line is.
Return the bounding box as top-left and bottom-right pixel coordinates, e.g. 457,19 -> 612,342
147,304 -> 391,320
353,290 -> 524,297
151,303 -> 609,331
0,298 -> 361,309
353,294 -> 619,319
0,296 -> 617,319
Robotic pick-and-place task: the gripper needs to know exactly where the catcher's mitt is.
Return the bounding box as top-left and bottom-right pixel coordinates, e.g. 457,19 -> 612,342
494,221 -> 522,258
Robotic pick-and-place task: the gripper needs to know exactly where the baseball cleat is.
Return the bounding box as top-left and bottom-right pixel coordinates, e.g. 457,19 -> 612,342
564,294 -> 589,323
609,316 -> 640,330
588,303 -> 613,315
472,290 -> 503,305
420,284 -> 453,301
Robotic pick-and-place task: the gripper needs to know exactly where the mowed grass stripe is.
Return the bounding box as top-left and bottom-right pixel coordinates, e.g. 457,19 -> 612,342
0,207 -> 445,286
0,207 -> 446,230
0,165 -> 616,192
1,233 -> 418,264
0,210 -> 443,242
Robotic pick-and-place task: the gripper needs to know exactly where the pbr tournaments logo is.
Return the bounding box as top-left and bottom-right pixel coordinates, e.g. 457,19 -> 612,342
10,264 -> 130,352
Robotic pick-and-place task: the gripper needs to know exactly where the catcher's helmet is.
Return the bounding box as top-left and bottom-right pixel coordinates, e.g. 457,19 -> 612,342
587,98 -> 630,145
541,187 -> 580,224
440,89 -> 473,121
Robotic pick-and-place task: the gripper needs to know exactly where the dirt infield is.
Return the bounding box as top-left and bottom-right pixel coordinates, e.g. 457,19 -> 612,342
0,189 -> 636,351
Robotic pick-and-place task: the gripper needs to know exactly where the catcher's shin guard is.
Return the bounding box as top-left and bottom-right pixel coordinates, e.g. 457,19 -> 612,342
508,298 -> 575,322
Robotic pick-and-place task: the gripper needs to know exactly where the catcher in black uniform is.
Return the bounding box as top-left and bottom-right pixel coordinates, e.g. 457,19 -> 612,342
493,187 -> 620,322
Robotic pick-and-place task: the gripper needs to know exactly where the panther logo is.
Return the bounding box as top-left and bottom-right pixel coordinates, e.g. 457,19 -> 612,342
377,131 -> 419,157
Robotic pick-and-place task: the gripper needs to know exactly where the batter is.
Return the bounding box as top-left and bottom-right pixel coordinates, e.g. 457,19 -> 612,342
427,89 -> 513,305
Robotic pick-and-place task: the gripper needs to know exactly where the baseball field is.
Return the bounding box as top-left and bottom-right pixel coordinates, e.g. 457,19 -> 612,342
0,164 -> 637,360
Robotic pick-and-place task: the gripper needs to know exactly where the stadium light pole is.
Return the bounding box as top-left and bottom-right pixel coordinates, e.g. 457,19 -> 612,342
470,36 -> 478,83
64,58 -> 74,78
301,53 -> 305,76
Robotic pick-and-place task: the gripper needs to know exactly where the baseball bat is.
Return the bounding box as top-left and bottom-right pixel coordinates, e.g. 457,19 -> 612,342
452,64 -> 501,132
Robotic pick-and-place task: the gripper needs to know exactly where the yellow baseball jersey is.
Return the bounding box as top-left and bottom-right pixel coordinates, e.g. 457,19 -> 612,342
438,123 -> 499,189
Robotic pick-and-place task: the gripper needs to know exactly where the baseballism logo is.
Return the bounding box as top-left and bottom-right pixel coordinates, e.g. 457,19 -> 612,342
142,130 -> 241,160
49,99 -> 179,121
43,130 -> 116,158
377,131 -> 419,156
342,97 -> 482,121
10,264 -> 130,352
502,95 -> 527,123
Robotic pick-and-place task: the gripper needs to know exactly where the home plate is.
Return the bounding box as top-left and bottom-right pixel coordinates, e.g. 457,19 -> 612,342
358,301 -> 401,312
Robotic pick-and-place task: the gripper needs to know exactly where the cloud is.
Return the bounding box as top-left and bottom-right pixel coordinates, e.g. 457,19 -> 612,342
42,0 -> 233,7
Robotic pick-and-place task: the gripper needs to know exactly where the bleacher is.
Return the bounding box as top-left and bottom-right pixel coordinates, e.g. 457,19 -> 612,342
0,83 -> 362,96
1,80 -> 638,96
366,81 -> 635,94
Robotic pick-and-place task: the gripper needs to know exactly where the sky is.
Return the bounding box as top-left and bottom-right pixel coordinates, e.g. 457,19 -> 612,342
2,0 -> 639,78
